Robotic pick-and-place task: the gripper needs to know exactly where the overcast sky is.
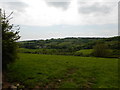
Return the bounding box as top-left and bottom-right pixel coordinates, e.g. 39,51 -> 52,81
0,0 -> 119,41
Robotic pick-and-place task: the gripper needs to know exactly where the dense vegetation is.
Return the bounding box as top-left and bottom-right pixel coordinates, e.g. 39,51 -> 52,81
18,36 -> 120,58
2,11 -> 20,70
6,53 -> 118,88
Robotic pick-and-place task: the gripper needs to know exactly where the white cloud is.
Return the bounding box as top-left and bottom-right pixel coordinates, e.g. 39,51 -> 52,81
0,0 -> 118,26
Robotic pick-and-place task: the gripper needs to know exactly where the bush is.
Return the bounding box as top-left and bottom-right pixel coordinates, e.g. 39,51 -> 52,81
92,43 -> 112,58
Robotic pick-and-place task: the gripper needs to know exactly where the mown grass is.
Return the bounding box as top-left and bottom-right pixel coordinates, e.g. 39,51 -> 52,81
7,53 -> 118,88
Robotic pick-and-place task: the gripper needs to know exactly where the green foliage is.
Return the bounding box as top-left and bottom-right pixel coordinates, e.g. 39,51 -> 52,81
18,48 -> 74,55
2,11 -> 20,70
112,49 -> 120,57
7,53 -> 118,88
92,43 -> 112,57
18,36 -> 120,57
19,37 -> 102,51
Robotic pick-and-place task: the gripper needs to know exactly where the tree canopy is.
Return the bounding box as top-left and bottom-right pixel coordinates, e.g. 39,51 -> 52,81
92,42 -> 112,57
2,10 -> 20,70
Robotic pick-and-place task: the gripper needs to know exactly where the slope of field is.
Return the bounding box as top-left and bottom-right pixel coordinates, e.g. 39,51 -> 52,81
7,53 -> 118,88
74,49 -> 93,56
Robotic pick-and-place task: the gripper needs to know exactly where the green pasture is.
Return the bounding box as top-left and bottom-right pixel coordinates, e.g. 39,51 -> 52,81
74,49 -> 93,56
7,53 -> 118,88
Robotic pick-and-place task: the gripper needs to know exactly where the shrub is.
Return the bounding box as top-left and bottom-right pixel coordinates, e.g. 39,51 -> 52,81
92,43 -> 112,58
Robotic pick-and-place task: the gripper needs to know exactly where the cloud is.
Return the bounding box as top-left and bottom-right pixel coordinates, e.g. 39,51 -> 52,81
0,0 -> 118,26
45,2 -> 71,10
0,0 -> 20,2
0,2 -> 28,13
78,2 -> 116,15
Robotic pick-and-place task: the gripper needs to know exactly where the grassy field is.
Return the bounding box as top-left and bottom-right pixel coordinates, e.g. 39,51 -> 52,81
7,53 -> 118,88
74,49 -> 93,56
18,48 -> 41,53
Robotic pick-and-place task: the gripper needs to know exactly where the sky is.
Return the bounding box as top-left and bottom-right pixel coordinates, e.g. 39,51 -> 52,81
0,0 -> 119,41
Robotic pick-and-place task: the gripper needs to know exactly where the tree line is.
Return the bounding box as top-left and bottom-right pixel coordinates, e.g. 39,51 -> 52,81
18,36 -> 120,58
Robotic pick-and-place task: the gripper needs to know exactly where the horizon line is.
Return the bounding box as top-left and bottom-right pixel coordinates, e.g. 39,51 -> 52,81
18,35 -> 119,42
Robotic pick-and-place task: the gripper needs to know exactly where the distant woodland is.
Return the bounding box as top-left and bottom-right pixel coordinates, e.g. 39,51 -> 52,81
18,36 -> 120,58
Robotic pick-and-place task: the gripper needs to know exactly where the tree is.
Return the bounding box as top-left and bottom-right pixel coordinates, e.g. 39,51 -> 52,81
92,42 -> 112,57
1,10 -> 20,70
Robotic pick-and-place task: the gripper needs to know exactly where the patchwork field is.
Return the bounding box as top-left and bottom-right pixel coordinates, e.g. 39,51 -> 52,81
7,53 -> 118,88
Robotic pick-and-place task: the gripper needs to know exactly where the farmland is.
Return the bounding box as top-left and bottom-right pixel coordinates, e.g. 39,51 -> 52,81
2,6 -> 119,89
7,53 -> 118,88
18,36 -> 120,58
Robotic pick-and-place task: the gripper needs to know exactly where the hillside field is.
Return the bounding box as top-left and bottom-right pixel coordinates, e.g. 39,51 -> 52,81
7,53 -> 118,88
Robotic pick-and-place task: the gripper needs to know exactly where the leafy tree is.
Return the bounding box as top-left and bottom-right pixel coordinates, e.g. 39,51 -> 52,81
1,10 -> 20,70
92,42 -> 112,57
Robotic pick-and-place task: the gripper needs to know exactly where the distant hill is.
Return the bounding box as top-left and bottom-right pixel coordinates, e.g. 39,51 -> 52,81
18,36 -> 120,50
18,36 -> 120,57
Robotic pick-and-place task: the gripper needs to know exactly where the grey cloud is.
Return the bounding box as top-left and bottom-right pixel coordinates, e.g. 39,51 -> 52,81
46,2 -> 71,10
78,2 -> 112,14
0,0 -> 21,2
0,2 -> 28,12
